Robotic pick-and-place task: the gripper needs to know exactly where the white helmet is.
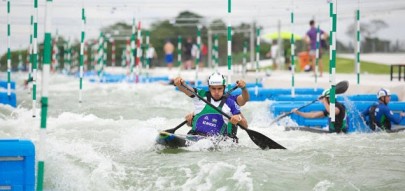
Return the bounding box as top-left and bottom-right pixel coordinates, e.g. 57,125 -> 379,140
377,88 -> 391,99
207,72 -> 226,86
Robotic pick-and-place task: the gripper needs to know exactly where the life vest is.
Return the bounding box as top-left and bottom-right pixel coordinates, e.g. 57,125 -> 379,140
368,104 -> 392,130
327,102 -> 348,133
368,104 -> 378,131
189,92 -> 237,138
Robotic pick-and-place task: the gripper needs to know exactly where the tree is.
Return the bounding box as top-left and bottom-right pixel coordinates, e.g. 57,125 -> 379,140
346,19 -> 388,39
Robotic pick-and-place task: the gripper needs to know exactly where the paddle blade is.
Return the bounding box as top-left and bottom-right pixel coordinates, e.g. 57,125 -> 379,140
164,120 -> 187,134
164,128 -> 176,134
245,128 -> 286,150
335,80 -> 349,94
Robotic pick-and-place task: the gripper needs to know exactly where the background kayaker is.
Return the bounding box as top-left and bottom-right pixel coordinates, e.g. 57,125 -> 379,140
362,88 -> 405,131
291,89 -> 348,133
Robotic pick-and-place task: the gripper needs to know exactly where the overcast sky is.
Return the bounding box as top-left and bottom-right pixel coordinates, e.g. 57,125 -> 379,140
1,0 -> 404,55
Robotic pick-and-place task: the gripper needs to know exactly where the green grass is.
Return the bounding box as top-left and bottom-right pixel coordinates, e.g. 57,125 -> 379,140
262,55 -> 391,75
322,56 -> 390,74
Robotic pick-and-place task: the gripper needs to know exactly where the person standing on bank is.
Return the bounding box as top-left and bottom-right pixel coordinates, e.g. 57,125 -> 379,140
305,20 -> 328,77
163,39 -> 175,70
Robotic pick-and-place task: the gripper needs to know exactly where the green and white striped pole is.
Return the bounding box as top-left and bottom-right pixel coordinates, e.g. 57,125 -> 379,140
18,47 -> 23,72
97,32 -> 104,79
121,49 -> 126,68
227,0 -> 232,92
195,25 -> 201,86
290,1 -> 296,97
37,1 -> 53,190
242,40 -> 247,77
28,12 -> 33,91
226,0 -> 233,135
177,35 -> 182,75
32,0 -> 39,117
66,37 -> 72,72
6,0 -> 11,96
329,0 -> 337,126
255,28 -> 260,96
79,1 -> 86,103
355,1 -> 361,85
145,30 -> 150,82
130,18 -> 136,81
315,25 -> 320,90
103,37 -> 107,72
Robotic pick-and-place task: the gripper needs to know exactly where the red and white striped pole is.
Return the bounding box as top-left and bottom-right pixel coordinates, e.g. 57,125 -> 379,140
135,21 -> 142,83
51,36 -> 57,72
126,37 -> 131,74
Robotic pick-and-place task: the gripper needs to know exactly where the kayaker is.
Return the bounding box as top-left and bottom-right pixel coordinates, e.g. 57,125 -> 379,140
184,79 -> 249,125
173,72 -> 248,139
362,88 -> 405,131
291,88 -> 348,133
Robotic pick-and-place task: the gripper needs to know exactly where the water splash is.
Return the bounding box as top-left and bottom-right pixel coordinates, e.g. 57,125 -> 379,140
341,95 -> 372,133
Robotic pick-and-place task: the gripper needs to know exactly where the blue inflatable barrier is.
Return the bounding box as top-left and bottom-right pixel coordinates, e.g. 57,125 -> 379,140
138,76 -> 170,83
0,92 -> 17,107
0,139 -> 35,191
89,73 -> 170,84
0,80 -> 16,89
274,94 -> 399,102
339,94 -> 399,102
231,88 -> 324,101
195,82 -> 263,91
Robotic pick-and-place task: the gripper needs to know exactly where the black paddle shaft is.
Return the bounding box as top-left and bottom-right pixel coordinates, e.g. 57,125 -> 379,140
270,80 -> 349,125
181,84 -> 286,150
164,85 -> 238,134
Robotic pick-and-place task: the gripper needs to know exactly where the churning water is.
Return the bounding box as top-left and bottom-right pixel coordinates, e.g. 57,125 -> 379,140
1,72 -> 405,191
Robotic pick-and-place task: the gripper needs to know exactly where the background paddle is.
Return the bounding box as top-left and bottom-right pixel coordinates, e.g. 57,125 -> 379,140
163,85 -> 239,134
270,80 -> 349,126
181,83 -> 286,150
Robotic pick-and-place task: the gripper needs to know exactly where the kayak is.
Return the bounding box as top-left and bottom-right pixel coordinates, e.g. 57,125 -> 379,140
285,126 -> 330,134
156,131 -> 206,148
285,126 -> 405,134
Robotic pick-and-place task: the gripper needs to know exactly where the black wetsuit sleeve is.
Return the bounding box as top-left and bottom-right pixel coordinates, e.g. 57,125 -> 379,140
322,110 -> 329,117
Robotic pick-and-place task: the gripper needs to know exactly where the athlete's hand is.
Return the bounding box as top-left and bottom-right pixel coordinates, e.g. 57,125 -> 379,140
185,112 -> 194,127
401,112 -> 405,117
173,77 -> 184,87
236,80 -> 247,89
230,114 -> 242,125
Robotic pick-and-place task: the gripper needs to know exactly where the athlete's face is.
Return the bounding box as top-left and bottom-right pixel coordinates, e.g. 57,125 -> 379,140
384,95 -> 391,103
209,85 -> 224,100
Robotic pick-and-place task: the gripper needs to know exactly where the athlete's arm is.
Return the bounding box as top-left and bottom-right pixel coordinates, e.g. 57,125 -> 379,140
236,80 -> 249,106
292,109 -> 325,118
381,105 -> 402,124
173,77 -> 195,97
